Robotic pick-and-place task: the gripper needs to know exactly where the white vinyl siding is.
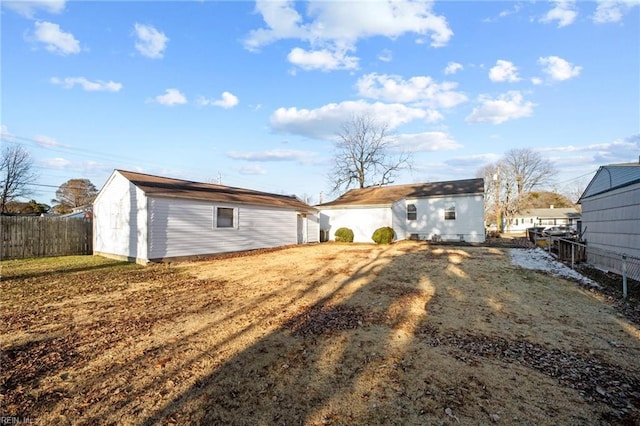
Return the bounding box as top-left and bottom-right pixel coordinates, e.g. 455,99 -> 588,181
306,213 -> 320,243
321,194 -> 485,244
403,195 -> 484,242
391,200 -> 406,240
93,171 -> 148,262
320,207 -> 392,243
147,197 -> 300,259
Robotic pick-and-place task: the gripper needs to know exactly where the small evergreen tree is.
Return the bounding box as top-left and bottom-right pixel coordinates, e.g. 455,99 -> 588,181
334,227 -> 354,242
372,227 -> 394,244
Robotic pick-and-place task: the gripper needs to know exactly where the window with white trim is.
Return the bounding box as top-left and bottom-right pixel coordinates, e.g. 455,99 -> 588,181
444,203 -> 456,220
407,204 -> 417,220
214,207 -> 236,228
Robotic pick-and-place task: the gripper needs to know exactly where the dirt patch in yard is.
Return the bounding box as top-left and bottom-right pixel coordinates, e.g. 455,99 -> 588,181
1,242 -> 639,425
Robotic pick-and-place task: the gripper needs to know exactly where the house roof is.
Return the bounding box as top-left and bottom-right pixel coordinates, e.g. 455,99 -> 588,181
316,178 -> 484,208
517,207 -> 581,219
579,162 -> 640,201
116,170 -> 316,211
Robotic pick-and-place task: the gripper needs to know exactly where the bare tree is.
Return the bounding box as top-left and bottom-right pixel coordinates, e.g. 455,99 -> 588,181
52,178 -> 98,214
502,148 -> 556,200
329,114 -> 411,194
562,178 -> 589,204
0,145 -> 37,213
478,148 -> 556,232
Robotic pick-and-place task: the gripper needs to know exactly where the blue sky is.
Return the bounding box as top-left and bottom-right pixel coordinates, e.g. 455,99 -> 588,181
2,0 -> 639,205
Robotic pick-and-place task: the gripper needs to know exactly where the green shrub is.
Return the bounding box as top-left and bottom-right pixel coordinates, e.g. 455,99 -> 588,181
334,227 -> 354,243
372,226 -> 395,244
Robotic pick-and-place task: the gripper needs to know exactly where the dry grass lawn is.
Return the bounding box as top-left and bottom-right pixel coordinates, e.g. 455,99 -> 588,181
1,241 -> 639,425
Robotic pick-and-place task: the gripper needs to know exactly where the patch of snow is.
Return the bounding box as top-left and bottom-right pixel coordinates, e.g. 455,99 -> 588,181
510,248 -> 599,288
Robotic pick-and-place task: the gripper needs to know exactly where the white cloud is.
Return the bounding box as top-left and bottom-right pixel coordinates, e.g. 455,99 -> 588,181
153,88 -> 187,106
378,49 -> 393,63
235,164 -> 267,175
445,153 -> 503,168
593,0 -> 640,23
394,132 -> 462,153
51,76 -> 122,92
466,91 -> 535,124
444,62 -> 463,75
270,100 -> 428,139
1,125 -> 15,142
423,110 -> 444,123
134,23 -> 168,59
540,135 -> 640,167
538,56 -> 582,81
538,136 -> 640,154
287,47 -> 358,71
244,0 -> 453,64
482,4 -> 522,23
356,73 -> 467,109
198,92 -> 239,109
3,0 -> 66,18
531,77 -> 543,85
227,149 -> 315,163
34,135 -> 60,147
540,0 -> 577,27
488,60 -> 520,83
41,157 -> 71,168
32,21 -> 80,55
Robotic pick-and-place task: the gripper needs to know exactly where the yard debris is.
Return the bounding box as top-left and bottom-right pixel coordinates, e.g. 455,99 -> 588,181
445,407 -> 459,422
417,324 -> 640,421
283,303 -> 378,336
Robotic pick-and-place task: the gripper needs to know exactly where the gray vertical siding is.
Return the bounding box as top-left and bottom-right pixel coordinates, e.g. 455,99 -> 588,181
582,182 -> 640,259
147,197 -> 302,259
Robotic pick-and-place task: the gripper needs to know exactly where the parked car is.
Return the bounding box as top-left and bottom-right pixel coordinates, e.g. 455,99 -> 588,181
541,226 -> 576,237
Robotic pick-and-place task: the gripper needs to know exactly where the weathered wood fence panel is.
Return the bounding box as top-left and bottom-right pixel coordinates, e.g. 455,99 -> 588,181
1,216 -> 93,259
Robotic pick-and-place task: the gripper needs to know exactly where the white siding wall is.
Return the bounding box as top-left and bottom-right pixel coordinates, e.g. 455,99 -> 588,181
403,195 -> 485,243
306,213 -> 320,243
320,207 -> 392,243
582,182 -> 640,260
507,216 -> 537,232
147,197 -> 301,259
93,171 -> 148,261
391,200 -> 406,240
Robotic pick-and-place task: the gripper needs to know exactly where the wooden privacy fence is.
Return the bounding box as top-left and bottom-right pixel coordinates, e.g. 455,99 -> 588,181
1,216 -> 93,260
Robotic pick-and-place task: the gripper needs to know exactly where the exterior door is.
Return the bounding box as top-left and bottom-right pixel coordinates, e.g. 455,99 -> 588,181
297,214 -> 306,244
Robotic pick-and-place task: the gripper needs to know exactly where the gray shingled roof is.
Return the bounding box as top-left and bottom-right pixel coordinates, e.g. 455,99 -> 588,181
579,163 -> 640,201
519,207 -> 581,219
117,170 -> 316,211
317,178 -> 484,207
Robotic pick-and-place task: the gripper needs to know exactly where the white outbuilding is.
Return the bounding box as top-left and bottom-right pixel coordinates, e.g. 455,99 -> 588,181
93,170 -> 319,264
318,178 -> 485,243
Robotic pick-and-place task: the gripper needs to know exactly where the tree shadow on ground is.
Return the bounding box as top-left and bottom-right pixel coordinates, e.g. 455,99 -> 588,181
136,244 -> 639,425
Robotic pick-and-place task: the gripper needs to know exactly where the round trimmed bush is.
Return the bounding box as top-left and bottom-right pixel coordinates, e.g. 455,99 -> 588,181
372,226 -> 395,244
334,227 -> 354,243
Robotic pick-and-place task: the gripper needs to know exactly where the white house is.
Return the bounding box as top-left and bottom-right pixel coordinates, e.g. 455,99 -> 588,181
506,207 -> 581,232
579,162 -> 640,280
318,178 -> 485,243
93,170 -> 319,264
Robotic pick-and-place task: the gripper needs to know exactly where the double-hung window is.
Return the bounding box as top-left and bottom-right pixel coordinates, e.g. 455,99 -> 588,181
407,204 -> 417,220
214,207 -> 236,228
444,203 -> 456,220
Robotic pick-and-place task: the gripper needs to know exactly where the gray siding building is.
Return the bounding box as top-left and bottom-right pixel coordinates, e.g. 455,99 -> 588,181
579,162 -> 640,279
